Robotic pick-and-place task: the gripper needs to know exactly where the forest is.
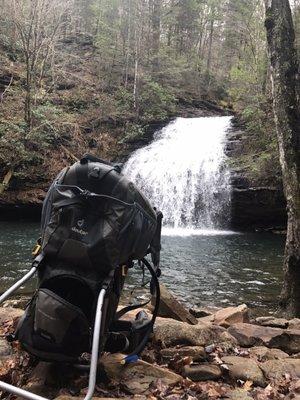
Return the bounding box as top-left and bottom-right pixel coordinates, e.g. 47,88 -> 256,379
1,0 -> 299,198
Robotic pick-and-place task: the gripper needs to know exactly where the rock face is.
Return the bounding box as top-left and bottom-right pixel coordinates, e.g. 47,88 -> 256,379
222,356 -> 266,387
230,187 -> 286,230
226,124 -> 287,230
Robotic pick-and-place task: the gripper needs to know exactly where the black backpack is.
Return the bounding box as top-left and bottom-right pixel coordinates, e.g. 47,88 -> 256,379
13,154 -> 162,363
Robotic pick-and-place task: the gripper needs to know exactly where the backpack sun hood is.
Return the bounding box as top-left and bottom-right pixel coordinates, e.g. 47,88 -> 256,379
41,155 -> 158,270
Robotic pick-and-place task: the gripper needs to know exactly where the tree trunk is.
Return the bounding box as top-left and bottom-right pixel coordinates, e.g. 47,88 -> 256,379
151,0 -> 161,72
264,0 -> 300,316
25,56 -> 32,131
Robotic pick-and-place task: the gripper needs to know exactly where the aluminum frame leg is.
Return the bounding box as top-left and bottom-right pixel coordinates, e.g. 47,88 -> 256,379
0,266 -> 37,304
84,288 -> 106,400
0,382 -> 50,400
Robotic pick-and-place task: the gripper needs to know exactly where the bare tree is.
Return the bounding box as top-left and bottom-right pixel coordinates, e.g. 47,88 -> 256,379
10,0 -> 70,130
264,0 -> 300,316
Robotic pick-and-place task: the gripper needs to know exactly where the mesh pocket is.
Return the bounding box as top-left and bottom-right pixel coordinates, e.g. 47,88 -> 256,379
16,288 -> 91,362
34,289 -> 89,345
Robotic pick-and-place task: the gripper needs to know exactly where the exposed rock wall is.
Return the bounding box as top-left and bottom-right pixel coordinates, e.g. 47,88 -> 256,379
226,124 -> 287,230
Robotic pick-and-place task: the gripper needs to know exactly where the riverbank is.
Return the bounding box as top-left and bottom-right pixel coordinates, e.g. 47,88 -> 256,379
1,300 -> 300,399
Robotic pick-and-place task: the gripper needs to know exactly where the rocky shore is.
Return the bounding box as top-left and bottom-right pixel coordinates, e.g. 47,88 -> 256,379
1,298 -> 300,399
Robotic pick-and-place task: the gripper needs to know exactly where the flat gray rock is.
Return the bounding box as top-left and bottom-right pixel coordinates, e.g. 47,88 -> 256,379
222,355 -> 266,387
183,363 -> 222,381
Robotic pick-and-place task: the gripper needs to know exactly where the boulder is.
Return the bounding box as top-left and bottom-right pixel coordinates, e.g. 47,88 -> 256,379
228,323 -> 300,353
183,364 -> 222,381
255,316 -> 289,329
260,359 -> 300,380
101,353 -> 182,394
249,346 -> 289,361
289,318 -> 300,330
214,304 -> 250,328
154,283 -> 198,325
228,323 -> 284,348
272,329 -> 300,354
153,318 -> 235,347
221,356 -> 266,387
160,346 -> 206,362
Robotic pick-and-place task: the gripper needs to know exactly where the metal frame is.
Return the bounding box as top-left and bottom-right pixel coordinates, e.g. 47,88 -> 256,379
0,269 -> 106,400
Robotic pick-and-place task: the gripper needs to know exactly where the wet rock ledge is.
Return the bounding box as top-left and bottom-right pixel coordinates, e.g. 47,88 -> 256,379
1,299 -> 300,399
226,122 -> 287,231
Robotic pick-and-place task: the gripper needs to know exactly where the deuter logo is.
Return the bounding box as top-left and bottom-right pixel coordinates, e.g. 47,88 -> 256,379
71,226 -> 88,236
77,219 -> 84,227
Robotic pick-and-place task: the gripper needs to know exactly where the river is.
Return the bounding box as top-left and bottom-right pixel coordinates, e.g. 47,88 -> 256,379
0,116 -> 286,314
0,219 -> 285,315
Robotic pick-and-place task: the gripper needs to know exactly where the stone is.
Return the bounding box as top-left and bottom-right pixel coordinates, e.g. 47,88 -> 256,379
221,356 -> 266,387
227,389 -> 253,400
160,346 -> 206,362
183,364 -> 222,381
228,323 -> 300,353
0,338 -> 12,358
274,329 -> 300,354
260,359 -> 300,380
154,283 -> 198,325
255,316 -> 289,329
153,318 -> 234,347
289,318 -> 300,330
101,353 -> 182,394
189,307 -> 214,318
228,323 -> 284,347
249,346 -> 289,361
214,304 -> 250,328
21,362 -> 60,399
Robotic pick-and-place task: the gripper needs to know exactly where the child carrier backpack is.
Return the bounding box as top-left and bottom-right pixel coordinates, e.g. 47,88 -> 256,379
0,154 -> 163,400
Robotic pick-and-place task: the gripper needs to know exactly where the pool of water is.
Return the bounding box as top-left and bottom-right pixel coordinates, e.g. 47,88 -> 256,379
0,221 -> 285,314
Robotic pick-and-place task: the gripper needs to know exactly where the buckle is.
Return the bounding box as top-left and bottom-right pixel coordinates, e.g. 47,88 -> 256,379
32,244 -> 41,257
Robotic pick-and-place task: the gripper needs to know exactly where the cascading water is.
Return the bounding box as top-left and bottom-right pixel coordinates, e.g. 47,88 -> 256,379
123,116 -> 232,234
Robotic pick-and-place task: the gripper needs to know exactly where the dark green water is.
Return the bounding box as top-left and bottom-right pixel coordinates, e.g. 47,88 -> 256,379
0,221 -> 285,314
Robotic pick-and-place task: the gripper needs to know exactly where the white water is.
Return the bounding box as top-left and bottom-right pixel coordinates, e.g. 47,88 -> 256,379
123,116 -> 233,234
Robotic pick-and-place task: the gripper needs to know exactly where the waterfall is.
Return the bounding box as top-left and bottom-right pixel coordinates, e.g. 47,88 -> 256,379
123,116 -> 232,234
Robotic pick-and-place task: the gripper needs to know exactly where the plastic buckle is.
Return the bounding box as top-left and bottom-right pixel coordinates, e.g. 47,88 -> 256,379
32,244 -> 41,257
122,265 -> 128,277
